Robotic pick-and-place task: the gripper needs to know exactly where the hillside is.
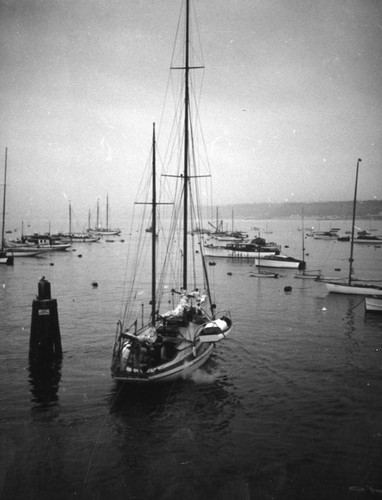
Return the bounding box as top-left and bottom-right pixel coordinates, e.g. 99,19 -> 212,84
216,200 -> 382,220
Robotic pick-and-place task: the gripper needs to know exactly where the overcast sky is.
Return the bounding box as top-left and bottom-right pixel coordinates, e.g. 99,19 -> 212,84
1,0 -> 381,231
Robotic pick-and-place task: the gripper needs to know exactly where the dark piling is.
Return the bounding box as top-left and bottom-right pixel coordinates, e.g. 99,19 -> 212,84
29,277 -> 62,365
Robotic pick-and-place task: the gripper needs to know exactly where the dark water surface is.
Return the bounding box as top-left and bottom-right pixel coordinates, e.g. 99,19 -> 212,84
1,219 -> 382,499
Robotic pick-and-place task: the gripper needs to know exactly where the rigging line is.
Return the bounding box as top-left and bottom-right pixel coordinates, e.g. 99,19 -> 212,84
82,381 -> 127,489
157,0 -> 184,145
349,297 -> 366,311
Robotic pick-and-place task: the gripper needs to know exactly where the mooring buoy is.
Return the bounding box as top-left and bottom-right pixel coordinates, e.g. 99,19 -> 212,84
284,286 -> 292,293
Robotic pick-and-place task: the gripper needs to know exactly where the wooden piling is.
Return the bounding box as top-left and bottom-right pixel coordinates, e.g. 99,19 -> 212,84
29,277 -> 62,364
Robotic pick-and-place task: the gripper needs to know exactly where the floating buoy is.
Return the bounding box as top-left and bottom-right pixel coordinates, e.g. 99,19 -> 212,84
92,281 -> 98,288
285,245 -> 289,248
227,272 -> 232,276
322,307 -> 327,311
208,261 -> 216,266
335,268 -> 341,272
49,263 -> 54,266
78,254 -> 82,258
284,286 -> 292,293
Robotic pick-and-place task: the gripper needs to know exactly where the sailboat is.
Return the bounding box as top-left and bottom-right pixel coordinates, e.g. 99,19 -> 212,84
111,1 -> 232,384
326,158 -> 382,296
61,202 -> 100,243
1,148 -> 14,265
207,207 -> 248,242
294,209 -> 321,279
249,233 -> 279,278
88,195 -> 121,236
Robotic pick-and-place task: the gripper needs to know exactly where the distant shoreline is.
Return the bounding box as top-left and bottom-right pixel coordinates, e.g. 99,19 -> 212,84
215,199 -> 382,220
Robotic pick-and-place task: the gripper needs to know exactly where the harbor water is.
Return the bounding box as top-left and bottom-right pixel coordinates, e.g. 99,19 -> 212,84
1,219 -> 382,500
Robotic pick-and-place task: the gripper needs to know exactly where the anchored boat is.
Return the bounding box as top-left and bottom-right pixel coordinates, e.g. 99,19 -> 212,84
111,0 -> 232,384
326,159 -> 382,296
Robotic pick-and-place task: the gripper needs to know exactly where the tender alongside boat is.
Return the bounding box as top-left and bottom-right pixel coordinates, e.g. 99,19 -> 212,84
111,0 -> 232,384
364,296 -> 382,313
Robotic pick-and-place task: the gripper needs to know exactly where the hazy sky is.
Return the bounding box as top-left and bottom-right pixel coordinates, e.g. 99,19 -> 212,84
1,0 -> 381,230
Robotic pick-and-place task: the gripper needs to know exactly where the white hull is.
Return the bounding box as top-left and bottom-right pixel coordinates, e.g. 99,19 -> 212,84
0,254 -> 13,264
212,236 -> 246,242
6,248 -> 44,257
62,234 -> 101,243
365,297 -> 382,313
6,240 -> 71,252
326,282 -> 382,296
112,315 -> 232,384
89,229 -> 121,236
113,342 -> 214,384
254,257 -> 303,269
204,246 -> 276,259
36,244 -> 71,251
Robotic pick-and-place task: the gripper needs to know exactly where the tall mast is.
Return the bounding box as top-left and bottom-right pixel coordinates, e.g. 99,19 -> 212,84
96,198 -> 100,228
182,0 -> 190,290
301,207 -> 305,267
69,201 -> 72,235
151,123 -> 157,325
1,148 -> 7,251
348,158 -> 361,286
106,194 -> 109,230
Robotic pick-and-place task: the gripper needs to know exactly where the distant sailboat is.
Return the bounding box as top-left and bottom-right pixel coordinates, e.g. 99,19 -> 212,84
295,209 -> 321,279
88,195 -> 121,236
326,159 -> 382,296
1,149 -> 43,259
1,148 -> 14,265
63,202 -> 100,242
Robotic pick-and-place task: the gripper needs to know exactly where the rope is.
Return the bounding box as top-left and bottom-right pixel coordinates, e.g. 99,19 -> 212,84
350,297 -> 365,310
82,381 -> 126,489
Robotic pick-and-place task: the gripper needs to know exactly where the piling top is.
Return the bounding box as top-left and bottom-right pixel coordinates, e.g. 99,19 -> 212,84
38,276 -> 51,300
